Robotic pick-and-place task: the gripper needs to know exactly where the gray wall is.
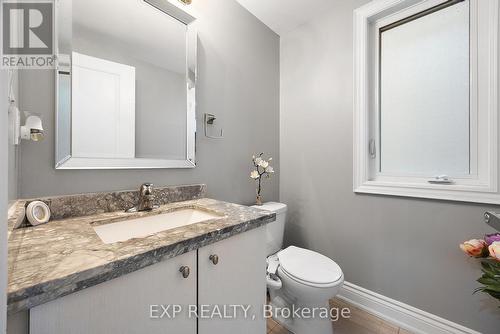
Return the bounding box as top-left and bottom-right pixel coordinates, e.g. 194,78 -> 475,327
17,0 -> 280,205
280,1 -> 500,333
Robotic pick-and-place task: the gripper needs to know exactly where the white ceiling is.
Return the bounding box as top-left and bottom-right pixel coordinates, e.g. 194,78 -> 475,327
235,0 -> 341,35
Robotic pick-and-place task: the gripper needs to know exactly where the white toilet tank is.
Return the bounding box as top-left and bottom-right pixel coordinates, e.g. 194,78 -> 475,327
252,202 -> 287,256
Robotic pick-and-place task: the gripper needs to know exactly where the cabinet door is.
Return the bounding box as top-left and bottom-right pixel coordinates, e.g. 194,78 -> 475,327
30,251 -> 197,334
198,227 -> 267,334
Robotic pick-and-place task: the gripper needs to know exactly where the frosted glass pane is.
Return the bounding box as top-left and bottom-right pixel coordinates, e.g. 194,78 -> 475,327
380,2 -> 470,176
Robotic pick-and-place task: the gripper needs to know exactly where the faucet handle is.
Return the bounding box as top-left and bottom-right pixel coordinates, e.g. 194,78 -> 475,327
140,183 -> 154,195
126,183 -> 157,213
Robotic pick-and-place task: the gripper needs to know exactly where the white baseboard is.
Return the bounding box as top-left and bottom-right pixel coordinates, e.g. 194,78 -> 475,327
337,282 -> 481,334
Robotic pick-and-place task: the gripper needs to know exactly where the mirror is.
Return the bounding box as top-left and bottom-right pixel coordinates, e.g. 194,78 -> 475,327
55,0 -> 197,169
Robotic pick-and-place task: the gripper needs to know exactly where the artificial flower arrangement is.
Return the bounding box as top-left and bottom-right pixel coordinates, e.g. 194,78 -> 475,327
250,153 -> 274,205
460,233 -> 500,304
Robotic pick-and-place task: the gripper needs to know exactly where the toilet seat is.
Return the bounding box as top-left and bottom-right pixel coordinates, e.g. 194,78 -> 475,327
279,267 -> 343,289
277,246 -> 343,287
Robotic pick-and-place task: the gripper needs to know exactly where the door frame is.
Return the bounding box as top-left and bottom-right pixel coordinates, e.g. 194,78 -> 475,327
1,70 -> 9,333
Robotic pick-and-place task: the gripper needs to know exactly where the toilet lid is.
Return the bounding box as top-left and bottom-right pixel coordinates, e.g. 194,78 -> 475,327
278,246 -> 343,285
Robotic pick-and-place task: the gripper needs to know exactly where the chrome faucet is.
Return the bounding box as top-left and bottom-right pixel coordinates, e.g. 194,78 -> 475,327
126,183 -> 159,213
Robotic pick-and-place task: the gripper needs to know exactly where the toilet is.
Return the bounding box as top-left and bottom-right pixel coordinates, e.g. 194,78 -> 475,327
253,202 -> 344,334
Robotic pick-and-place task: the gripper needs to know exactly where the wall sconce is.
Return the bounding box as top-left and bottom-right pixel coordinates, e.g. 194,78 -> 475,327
178,0 -> 192,4
10,105 -> 44,144
21,114 -> 44,142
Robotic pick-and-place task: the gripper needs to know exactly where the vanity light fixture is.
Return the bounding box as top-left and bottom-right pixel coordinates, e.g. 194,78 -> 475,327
11,109 -> 45,144
20,114 -> 44,142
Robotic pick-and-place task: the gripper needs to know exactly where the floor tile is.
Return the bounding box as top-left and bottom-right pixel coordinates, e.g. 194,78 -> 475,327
267,317 -> 278,331
266,297 -> 408,334
270,323 -> 292,334
378,321 -> 399,334
333,318 -> 378,334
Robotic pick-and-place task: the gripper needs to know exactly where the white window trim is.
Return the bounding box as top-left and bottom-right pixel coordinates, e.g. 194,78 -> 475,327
353,0 -> 499,204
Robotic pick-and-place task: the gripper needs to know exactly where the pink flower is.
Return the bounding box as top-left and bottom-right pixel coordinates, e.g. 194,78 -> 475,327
460,239 -> 488,258
488,242 -> 500,261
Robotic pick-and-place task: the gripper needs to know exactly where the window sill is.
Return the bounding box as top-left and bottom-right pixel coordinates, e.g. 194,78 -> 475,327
354,181 -> 500,204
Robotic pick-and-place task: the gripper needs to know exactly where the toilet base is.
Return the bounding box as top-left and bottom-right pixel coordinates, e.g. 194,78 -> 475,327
268,290 -> 335,334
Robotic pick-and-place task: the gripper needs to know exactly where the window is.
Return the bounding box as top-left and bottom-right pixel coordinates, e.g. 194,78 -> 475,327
354,0 -> 499,204
379,1 -> 470,176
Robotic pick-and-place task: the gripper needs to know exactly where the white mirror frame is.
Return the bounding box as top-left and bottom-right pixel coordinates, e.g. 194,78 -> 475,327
353,0 -> 500,204
55,0 -> 197,170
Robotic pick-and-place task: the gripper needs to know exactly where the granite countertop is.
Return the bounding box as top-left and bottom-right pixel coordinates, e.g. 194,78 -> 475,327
7,194 -> 275,314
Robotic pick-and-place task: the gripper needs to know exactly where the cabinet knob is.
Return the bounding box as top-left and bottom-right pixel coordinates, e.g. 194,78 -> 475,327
179,266 -> 190,278
209,254 -> 219,265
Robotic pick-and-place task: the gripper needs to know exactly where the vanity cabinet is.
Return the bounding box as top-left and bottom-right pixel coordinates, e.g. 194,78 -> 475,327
30,251 -> 198,334
29,227 -> 266,334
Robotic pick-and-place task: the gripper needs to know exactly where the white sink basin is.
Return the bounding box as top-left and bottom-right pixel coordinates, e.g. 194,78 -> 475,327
93,208 -> 222,244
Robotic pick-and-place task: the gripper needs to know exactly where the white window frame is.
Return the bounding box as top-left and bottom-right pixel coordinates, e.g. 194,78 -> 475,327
353,0 -> 499,204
